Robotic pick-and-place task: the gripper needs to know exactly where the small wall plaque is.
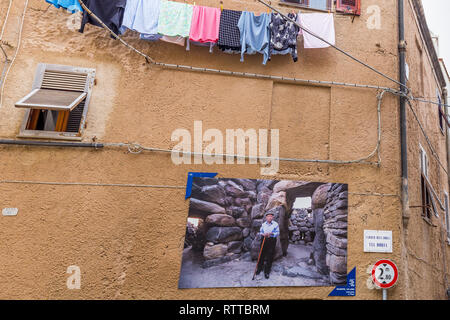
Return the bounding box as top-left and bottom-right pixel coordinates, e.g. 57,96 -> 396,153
2,208 -> 18,216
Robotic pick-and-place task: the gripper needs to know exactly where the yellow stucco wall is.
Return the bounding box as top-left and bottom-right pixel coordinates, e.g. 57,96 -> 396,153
0,0 -> 448,299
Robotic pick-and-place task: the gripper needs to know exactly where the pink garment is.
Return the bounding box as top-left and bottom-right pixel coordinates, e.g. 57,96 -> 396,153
189,6 -> 221,43
297,13 -> 335,49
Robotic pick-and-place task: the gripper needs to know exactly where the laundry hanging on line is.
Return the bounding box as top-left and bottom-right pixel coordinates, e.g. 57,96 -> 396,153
120,0 -> 162,41
158,0 -> 193,46
79,0 -> 127,37
62,0 -> 336,64
217,9 -> 242,54
297,12 -> 335,49
269,12 -> 299,62
46,0 -> 83,13
238,11 -> 271,65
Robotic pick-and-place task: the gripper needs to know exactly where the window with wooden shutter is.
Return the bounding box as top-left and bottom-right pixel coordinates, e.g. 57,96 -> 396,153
336,0 -> 361,16
16,63 -> 95,140
421,175 -> 433,220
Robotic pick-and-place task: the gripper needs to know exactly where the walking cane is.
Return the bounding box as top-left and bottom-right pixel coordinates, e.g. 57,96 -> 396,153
252,236 -> 266,280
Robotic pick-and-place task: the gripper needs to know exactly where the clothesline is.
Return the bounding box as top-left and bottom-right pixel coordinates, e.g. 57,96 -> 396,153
53,0 -> 341,66
48,1 -> 450,111
53,0 -> 409,92
74,0 -> 399,94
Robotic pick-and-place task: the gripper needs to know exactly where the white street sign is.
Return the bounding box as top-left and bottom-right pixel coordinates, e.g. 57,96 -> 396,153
364,230 -> 392,253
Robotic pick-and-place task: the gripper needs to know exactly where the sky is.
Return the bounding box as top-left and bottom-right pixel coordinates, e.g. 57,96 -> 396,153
422,0 -> 450,70
293,197 -> 311,209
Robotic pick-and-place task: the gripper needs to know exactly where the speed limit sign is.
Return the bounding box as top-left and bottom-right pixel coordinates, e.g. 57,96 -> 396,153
371,259 -> 398,289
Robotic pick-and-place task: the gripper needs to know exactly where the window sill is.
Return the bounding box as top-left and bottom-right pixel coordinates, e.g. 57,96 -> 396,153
17,130 -> 82,141
278,1 -> 334,13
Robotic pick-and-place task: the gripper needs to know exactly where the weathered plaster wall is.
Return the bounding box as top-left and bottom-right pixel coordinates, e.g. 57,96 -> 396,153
402,0 -> 450,300
0,0 -> 446,300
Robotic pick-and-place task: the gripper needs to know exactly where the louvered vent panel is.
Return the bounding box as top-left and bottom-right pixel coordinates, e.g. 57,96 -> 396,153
66,100 -> 86,133
41,71 -> 87,92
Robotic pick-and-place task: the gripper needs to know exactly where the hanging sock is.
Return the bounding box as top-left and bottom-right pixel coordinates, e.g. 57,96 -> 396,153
46,0 -> 83,13
237,12 -> 271,65
79,0 -> 127,38
269,12 -> 299,62
120,0 -> 161,40
297,12 -> 335,49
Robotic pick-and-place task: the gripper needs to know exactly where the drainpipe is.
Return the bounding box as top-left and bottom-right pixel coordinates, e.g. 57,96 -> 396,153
399,0 -> 410,228
444,88 -> 450,195
398,0 -> 410,301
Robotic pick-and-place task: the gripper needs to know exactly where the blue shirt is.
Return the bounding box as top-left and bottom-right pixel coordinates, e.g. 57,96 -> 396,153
46,0 -> 83,13
259,220 -> 279,238
237,12 -> 271,65
120,0 -> 161,39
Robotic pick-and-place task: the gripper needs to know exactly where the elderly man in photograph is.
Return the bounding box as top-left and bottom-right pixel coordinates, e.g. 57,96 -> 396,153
256,212 -> 279,279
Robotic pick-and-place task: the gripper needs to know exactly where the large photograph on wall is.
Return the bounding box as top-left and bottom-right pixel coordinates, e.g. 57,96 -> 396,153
178,178 -> 348,288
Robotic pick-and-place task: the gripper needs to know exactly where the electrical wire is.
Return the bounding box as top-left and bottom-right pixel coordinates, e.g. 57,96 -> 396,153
0,179 -> 185,189
0,1 -> 446,195
0,0 -> 29,109
0,0 -> 13,97
257,0 -> 408,92
77,0 -> 450,113
406,98 -> 448,176
103,89 -> 386,167
76,0 -> 402,94
0,0 -> 13,41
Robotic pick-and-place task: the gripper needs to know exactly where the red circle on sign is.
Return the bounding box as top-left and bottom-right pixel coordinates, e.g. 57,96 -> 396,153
371,259 -> 398,289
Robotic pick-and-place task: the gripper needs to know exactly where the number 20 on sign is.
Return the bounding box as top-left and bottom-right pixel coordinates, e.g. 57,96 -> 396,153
371,259 -> 398,289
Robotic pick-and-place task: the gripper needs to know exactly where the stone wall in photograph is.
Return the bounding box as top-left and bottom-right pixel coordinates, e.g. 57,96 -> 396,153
289,208 -> 314,245
323,183 -> 348,284
309,183 -> 348,285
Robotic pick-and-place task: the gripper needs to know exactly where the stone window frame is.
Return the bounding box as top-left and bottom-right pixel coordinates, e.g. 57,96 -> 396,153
16,63 -> 96,141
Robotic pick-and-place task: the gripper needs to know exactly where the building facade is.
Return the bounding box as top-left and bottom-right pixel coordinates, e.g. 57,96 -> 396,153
0,0 -> 448,299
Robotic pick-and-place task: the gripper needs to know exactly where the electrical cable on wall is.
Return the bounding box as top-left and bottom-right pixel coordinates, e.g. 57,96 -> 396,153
76,0 -> 450,114
104,89 -> 386,167
0,0 -> 13,41
0,0 -> 29,109
0,1 -> 448,204
78,0 -> 400,93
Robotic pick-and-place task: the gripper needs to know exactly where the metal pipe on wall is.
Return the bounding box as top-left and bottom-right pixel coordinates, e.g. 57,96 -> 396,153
398,0 -> 410,227
398,0 -> 411,301
444,88 -> 450,200
0,139 -> 103,149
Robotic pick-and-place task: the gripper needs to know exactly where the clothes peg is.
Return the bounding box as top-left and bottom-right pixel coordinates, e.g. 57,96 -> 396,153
220,1 -> 223,11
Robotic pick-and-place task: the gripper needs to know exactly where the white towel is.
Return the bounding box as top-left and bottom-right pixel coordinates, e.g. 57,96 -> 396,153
297,13 -> 335,49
